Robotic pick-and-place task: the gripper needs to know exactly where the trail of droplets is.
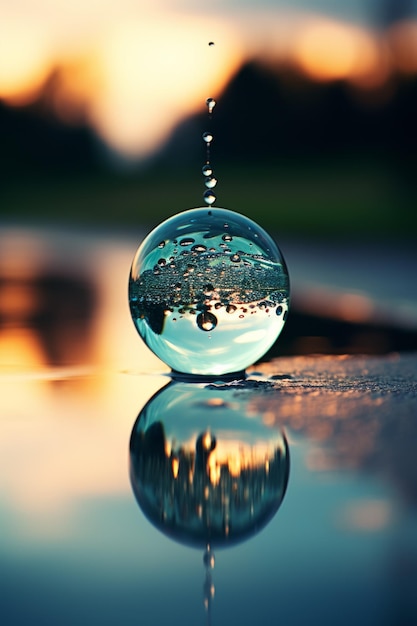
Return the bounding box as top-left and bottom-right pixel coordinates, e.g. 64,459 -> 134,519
202,41 -> 217,206
203,545 -> 215,626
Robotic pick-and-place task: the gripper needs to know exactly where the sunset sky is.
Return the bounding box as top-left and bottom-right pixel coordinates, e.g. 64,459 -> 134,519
1,0 -> 416,158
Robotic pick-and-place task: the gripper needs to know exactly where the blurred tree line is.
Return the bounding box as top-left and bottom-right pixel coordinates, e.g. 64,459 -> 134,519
1,60 -> 416,236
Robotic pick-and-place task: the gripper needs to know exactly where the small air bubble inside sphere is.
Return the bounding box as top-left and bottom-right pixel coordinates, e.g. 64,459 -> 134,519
128,207 -> 290,376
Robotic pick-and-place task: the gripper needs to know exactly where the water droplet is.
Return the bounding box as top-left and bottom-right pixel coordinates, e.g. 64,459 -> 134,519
202,164 -> 212,176
203,132 -> 213,144
204,190 -> 216,205
208,41 -> 215,46
204,548 -> 215,569
205,176 -> 217,189
206,97 -> 216,114
226,304 -> 237,314
157,258 -> 166,266
158,241 -> 165,249
191,244 -> 207,253
180,237 -> 195,247
230,254 -> 241,263
276,305 -> 283,316
222,234 -> 233,242
196,311 -> 217,332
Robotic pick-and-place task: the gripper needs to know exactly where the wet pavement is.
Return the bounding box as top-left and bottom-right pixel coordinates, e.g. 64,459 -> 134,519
1,224 -> 417,626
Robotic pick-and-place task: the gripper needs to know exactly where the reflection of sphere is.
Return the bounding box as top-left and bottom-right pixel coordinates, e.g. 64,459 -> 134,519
128,208 -> 290,376
129,382 -> 290,549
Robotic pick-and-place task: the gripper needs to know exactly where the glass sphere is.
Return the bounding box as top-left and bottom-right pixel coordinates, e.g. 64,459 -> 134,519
129,381 -> 290,548
128,208 -> 290,376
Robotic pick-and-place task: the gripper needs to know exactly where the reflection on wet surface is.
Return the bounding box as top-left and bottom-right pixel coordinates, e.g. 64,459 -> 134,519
250,354 -> 417,507
130,382 -> 289,548
0,272 -> 97,366
130,381 -> 289,624
1,226 -> 417,626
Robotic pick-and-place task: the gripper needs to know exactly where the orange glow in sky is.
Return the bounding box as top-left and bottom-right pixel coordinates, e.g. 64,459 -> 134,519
0,2 -> 416,158
0,5 -> 243,157
291,17 -> 388,85
91,17 -> 242,156
0,23 -> 51,104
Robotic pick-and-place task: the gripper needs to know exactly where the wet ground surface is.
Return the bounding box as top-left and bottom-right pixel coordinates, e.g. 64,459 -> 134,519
1,225 -> 417,626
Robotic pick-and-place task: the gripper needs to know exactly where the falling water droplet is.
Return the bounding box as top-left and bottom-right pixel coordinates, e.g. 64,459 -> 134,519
203,547 -> 215,569
204,190 -> 216,205
197,311 -> 217,332
206,97 -> 216,114
203,132 -> 213,144
205,176 -> 217,189
208,41 -> 215,46
202,164 -> 212,176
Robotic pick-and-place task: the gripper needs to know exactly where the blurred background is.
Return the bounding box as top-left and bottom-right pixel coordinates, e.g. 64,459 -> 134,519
1,0 -> 417,369
1,0 -> 417,235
